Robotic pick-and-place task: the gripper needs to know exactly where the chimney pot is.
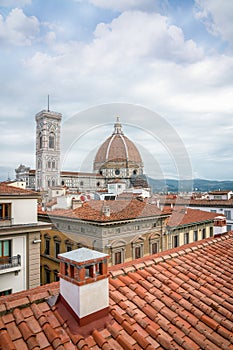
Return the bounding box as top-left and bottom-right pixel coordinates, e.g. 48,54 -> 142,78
58,248 -> 109,326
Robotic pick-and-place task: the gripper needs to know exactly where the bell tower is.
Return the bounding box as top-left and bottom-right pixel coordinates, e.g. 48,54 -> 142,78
35,106 -> 62,191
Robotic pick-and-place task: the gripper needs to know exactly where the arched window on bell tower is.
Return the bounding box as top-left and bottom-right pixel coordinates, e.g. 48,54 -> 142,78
39,133 -> 43,149
49,133 -> 55,149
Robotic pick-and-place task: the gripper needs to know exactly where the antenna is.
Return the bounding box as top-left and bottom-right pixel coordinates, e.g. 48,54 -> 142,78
47,94 -> 50,112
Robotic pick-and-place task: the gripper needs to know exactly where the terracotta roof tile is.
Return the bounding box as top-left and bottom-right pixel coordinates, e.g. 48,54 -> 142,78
1,233 -> 233,349
45,198 -> 166,223
0,183 -> 39,196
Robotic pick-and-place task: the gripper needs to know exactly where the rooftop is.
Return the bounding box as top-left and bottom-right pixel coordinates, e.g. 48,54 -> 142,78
167,207 -> 223,227
42,198 -> 165,223
0,183 -> 39,197
0,233 -> 233,349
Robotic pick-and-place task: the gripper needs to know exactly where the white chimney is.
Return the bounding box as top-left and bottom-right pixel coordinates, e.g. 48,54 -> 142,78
58,248 -> 109,326
214,216 -> 227,236
103,205 -> 110,217
72,199 -> 82,209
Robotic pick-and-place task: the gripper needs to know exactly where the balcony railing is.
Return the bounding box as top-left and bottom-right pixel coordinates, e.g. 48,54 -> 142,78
0,255 -> 21,269
0,218 -> 12,227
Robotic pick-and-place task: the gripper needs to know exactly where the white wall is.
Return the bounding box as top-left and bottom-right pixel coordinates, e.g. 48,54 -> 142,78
60,277 -> 109,318
1,198 -> 37,225
0,235 -> 26,294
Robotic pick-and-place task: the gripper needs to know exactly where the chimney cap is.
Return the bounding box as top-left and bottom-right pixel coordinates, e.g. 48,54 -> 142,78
58,247 -> 108,264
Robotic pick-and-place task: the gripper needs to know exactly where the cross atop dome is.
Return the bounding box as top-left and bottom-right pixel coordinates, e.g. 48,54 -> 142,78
113,115 -> 123,135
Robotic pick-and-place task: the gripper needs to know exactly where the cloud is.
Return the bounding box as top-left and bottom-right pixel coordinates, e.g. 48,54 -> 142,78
194,0 -> 233,46
0,0 -> 31,6
92,11 -> 203,63
1,3 -> 233,180
0,8 -> 40,46
88,0 -> 163,12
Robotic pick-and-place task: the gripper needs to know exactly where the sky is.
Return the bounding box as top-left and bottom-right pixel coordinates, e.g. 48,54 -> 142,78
1,0 -> 233,181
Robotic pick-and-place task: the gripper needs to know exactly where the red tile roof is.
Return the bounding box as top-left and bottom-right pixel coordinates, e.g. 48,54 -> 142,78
0,183 -> 39,196
1,233 -> 233,349
45,198 -> 164,222
167,207 -> 222,227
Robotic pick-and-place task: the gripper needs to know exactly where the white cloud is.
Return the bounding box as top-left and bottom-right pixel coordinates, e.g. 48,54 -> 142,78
92,11 -> 203,63
88,0 -> 162,12
2,4 -> 233,180
194,0 -> 233,46
0,0 -> 31,6
0,8 -> 40,46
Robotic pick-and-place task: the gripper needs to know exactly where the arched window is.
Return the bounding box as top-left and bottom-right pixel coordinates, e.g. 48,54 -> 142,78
39,133 -> 43,149
49,133 -> 55,149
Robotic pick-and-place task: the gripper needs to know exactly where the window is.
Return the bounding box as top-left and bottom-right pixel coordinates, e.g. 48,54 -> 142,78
48,161 -> 51,169
115,169 -> 120,175
202,228 -> 206,239
66,245 -> 72,252
39,133 -> 43,149
151,242 -> 158,254
52,161 -> 55,169
224,210 -> 231,220
49,133 -> 55,149
0,203 -> 11,221
193,230 -> 198,241
114,251 -> 122,265
0,240 -> 11,258
54,270 -> 59,282
0,289 -> 12,296
44,266 -> 51,284
55,242 -> 60,258
173,235 -> 179,248
44,239 -> 50,255
135,225 -> 140,230
135,246 -> 141,259
209,227 -> 213,236
227,225 -> 231,232
184,232 -> 189,245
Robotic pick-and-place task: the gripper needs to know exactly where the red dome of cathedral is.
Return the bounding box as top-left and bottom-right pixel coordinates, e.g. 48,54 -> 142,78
93,118 -> 143,179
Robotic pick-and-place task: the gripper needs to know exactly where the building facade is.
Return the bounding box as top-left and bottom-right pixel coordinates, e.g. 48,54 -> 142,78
38,199 -> 222,284
0,183 -> 51,295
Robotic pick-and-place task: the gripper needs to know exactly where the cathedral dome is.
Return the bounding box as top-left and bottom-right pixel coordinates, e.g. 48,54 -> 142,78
93,118 -> 143,179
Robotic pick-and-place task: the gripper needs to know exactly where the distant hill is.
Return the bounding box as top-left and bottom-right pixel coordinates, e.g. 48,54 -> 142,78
148,178 -> 233,193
